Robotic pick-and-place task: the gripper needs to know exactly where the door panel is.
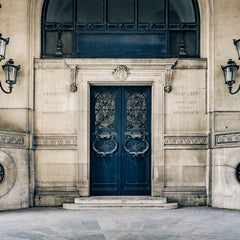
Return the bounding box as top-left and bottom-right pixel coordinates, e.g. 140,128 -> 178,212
122,87 -> 151,195
90,86 -> 151,195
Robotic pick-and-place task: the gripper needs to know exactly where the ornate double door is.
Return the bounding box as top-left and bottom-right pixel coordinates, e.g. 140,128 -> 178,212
90,86 -> 151,196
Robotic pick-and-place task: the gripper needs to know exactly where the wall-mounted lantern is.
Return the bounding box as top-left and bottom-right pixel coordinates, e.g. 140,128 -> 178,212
221,59 -> 240,95
0,33 -> 20,94
0,34 -> 9,60
233,39 -> 240,60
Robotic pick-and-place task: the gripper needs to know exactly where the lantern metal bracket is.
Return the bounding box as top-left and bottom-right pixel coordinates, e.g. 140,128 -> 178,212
228,85 -> 240,95
0,81 -> 14,94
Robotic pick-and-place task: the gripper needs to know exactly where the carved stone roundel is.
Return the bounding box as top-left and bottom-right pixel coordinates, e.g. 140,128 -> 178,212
0,164 -> 4,183
0,151 -> 17,198
112,65 -> 129,81
236,163 -> 240,183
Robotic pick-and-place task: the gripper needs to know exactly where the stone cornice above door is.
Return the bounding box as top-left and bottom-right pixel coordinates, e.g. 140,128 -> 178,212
34,58 -> 207,70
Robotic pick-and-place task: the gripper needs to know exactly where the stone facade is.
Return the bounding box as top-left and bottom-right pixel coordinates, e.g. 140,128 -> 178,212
0,0 -> 240,210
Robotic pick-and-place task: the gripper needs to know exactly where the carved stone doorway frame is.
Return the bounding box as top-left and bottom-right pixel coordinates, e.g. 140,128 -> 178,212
65,59 -> 177,197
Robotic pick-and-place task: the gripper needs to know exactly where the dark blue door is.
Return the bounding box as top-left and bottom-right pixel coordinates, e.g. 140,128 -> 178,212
90,86 -> 151,195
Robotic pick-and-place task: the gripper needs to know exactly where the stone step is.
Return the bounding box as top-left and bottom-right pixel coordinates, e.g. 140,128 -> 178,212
74,196 -> 167,204
63,197 -> 178,210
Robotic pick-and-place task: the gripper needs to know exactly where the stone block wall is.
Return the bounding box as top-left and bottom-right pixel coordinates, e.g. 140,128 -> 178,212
0,0 -> 239,210
0,133 -> 30,210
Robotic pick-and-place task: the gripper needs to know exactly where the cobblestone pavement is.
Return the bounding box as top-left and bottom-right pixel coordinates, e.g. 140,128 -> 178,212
0,207 -> 239,240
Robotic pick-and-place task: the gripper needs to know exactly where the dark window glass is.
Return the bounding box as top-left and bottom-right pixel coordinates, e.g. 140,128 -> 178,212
139,0 -> 165,23
170,31 -> 197,56
169,0 -> 195,23
184,31 -> 196,56
62,32 -> 73,55
45,32 -> 58,55
46,0 -> 73,22
77,0 -> 104,23
42,0 -> 199,58
107,0 -> 135,23
45,31 -> 72,55
169,31 -> 181,56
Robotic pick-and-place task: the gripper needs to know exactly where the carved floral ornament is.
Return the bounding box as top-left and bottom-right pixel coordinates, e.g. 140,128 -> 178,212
112,65 -> 130,81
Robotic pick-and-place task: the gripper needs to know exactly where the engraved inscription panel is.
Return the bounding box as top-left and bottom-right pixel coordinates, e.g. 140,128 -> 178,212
171,90 -> 200,115
41,90 -> 70,113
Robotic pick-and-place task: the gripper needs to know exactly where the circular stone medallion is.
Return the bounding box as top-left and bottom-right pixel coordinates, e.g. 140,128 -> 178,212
0,163 -> 4,183
0,151 -> 17,198
236,163 -> 240,183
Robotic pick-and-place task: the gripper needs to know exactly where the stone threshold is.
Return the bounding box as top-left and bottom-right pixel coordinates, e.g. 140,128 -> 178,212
63,196 -> 178,210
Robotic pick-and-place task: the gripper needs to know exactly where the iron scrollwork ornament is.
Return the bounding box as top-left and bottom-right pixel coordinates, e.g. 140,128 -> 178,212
92,127 -> 118,158
95,92 -> 115,131
126,92 -> 147,131
124,127 -> 149,157
0,163 -> 5,183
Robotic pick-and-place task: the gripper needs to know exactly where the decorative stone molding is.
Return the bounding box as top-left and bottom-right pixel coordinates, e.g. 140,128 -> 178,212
215,132 -> 240,146
164,136 -> 208,148
112,65 -> 130,81
34,136 -> 77,148
164,67 -> 173,93
0,132 -> 26,148
70,65 -> 78,93
164,60 -> 178,93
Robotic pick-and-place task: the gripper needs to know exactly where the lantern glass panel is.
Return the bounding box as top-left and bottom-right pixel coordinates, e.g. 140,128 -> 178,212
236,41 -> 240,60
0,39 -> 6,60
232,66 -> 238,83
223,67 -> 233,84
4,66 -> 17,83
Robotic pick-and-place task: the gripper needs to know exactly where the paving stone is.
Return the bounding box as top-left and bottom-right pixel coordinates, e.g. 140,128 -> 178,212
0,207 -> 239,240
82,220 -> 101,230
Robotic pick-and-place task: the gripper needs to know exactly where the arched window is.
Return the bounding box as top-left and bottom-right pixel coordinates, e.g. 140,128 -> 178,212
42,0 -> 200,58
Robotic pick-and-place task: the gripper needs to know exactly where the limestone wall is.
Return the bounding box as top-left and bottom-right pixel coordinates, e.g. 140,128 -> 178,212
163,60 -> 207,206
209,0 -> 240,210
0,1 -> 32,210
0,0 -> 240,210
33,60 -> 79,206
